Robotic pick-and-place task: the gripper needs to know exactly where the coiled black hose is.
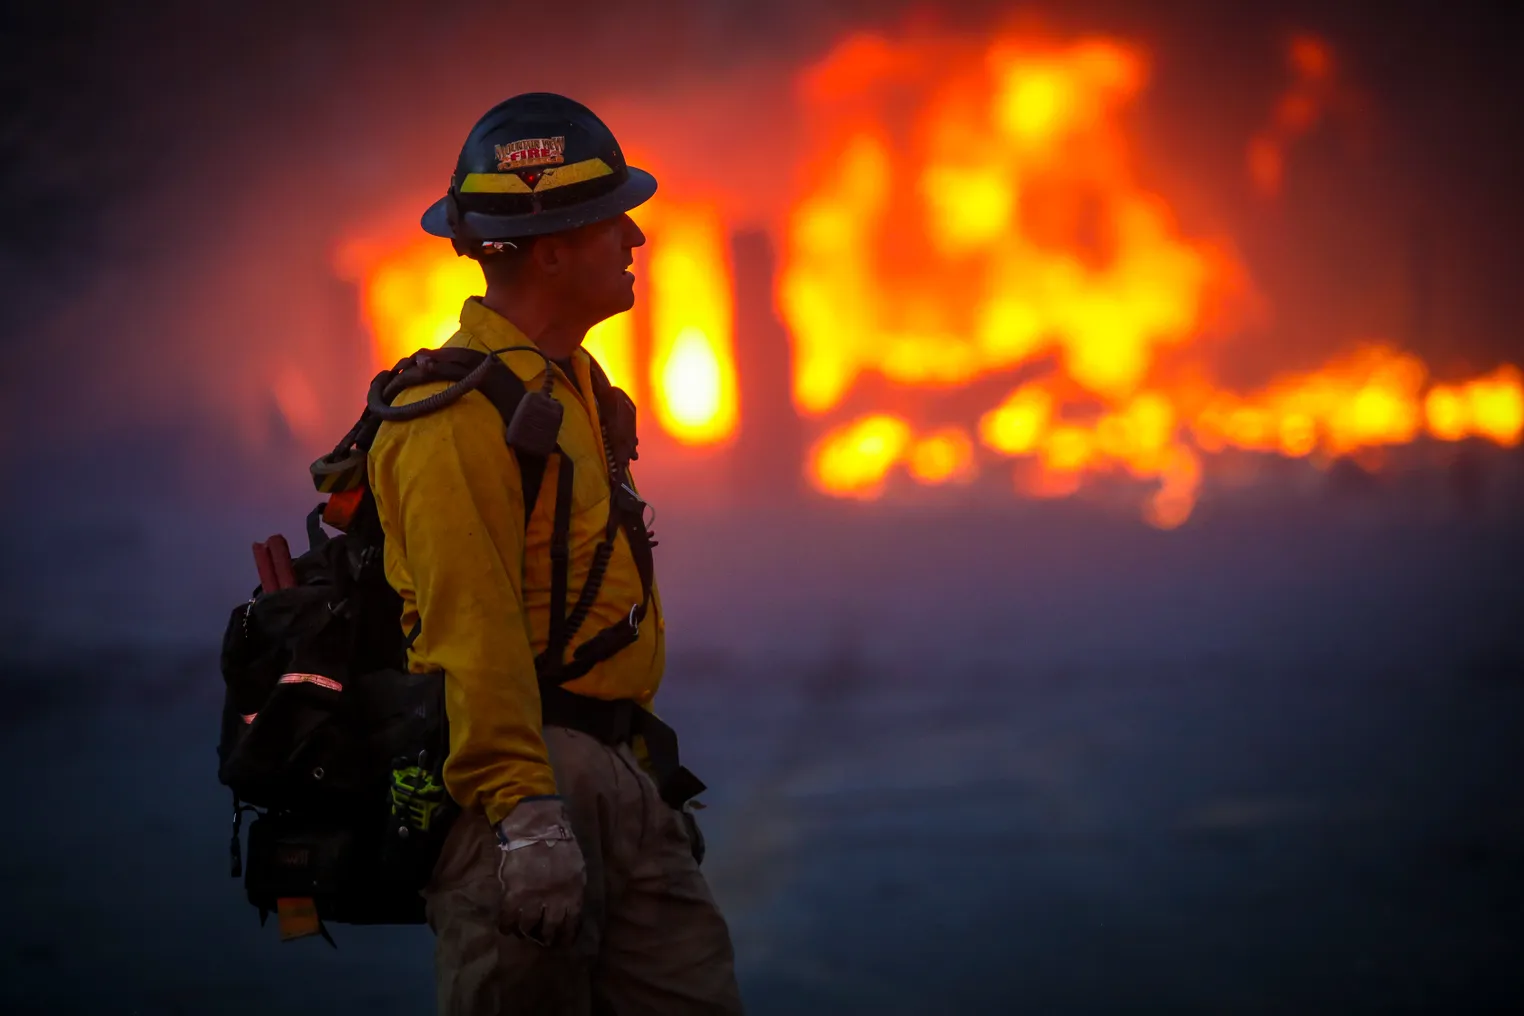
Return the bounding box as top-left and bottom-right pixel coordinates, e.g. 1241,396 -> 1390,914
365,351 -> 498,421
561,538 -> 616,644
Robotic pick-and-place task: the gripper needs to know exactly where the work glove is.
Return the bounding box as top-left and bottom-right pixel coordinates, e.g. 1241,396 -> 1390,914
493,797 -> 586,948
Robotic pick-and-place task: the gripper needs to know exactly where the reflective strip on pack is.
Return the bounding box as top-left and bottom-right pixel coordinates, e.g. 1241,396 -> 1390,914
278,673 -> 343,692
241,712 -> 258,724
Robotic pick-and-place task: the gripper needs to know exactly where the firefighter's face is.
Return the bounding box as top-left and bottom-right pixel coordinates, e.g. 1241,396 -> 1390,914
538,213 -> 645,327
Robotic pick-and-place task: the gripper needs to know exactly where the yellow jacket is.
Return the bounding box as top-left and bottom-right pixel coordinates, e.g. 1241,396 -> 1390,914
368,297 -> 665,824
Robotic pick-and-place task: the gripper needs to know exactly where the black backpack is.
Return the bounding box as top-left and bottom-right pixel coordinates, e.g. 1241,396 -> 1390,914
216,345 -> 698,944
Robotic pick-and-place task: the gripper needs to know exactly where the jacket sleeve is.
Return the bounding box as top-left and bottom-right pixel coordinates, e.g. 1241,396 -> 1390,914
368,386 -> 556,825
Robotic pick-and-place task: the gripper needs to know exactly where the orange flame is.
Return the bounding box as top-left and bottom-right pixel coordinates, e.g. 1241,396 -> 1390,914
780,30 -> 1521,526
907,427 -> 977,485
1423,365 -> 1524,447
646,202 -> 740,446
781,35 -> 1231,416
334,29 -> 1519,526
581,312 -> 637,393
337,235 -> 483,368
808,414 -> 913,498
335,203 -> 737,443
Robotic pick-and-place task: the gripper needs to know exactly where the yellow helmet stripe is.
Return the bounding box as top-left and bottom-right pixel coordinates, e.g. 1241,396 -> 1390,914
459,172 -> 532,194
459,157 -> 615,194
534,158 -> 615,190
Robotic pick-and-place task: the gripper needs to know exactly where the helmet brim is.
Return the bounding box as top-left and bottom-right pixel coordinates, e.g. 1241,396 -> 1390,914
421,166 -> 658,241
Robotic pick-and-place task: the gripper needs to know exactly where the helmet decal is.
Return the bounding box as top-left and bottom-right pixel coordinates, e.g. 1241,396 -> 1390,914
494,137 -> 567,170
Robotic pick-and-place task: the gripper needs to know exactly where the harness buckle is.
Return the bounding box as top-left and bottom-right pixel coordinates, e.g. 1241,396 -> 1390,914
627,604 -> 640,634
616,482 -> 646,516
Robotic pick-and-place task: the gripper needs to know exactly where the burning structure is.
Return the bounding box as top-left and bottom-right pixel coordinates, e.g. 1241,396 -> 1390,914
320,27 -> 1520,528
3,7 -> 1524,1014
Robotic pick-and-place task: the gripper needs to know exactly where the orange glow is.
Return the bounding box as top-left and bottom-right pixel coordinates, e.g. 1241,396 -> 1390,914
979,385 -> 1053,456
907,428 -> 977,485
647,203 -> 740,446
1248,33 -> 1340,197
781,34 -> 1227,421
780,29 -> 1521,524
338,233 -> 638,389
337,235 -> 481,367
331,28 -> 1522,528
1424,365 -> 1524,447
583,311 -> 636,393
334,206 -> 730,444
786,34 -> 1225,417
272,364 -> 325,443
780,32 -> 1232,519
1193,346 -> 1429,458
808,414 -> 913,498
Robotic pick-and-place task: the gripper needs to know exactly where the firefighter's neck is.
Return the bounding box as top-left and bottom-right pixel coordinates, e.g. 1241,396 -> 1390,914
480,285 -> 586,361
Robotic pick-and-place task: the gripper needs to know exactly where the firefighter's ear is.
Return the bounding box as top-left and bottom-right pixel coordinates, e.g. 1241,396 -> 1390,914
532,234 -> 568,277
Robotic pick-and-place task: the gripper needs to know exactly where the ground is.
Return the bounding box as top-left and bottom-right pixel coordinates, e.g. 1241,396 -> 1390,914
2,487 -> 1522,1014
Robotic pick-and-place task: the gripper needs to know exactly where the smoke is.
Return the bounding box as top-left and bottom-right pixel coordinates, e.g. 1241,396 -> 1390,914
1,0 -> 1522,644
4,1 -> 1521,456
1245,33 -> 1355,198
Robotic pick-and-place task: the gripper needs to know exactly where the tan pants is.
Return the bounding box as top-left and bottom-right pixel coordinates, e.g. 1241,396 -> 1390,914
423,726 -> 745,1015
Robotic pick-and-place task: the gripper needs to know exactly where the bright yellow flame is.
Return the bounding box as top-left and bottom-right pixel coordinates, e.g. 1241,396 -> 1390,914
339,236 -> 482,366
340,237 -> 636,397
1279,414 -> 1317,458
781,31 -> 1229,525
921,165 -> 1014,254
1424,365 -> 1524,447
784,29 -> 1521,531
336,207 -> 743,446
1469,369 -> 1524,445
648,203 -> 739,445
998,69 -> 1070,142
1042,425 -> 1094,473
1192,346 -> 1432,458
979,385 -> 1053,455
782,133 -> 892,415
332,29 -> 1524,530
660,327 -> 725,430
1094,392 -> 1176,475
583,311 -> 636,393
809,415 -> 913,498
1424,386 -> 1468,442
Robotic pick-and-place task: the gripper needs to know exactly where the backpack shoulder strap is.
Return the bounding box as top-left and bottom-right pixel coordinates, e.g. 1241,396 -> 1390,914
585,352 -> 612,399
380,347 -> 550,524
583,352 -> 639,470
466,353 -> 549,524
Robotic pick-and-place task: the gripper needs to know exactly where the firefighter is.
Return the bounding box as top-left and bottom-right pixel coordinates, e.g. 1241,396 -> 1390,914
367,92 -> 744,1015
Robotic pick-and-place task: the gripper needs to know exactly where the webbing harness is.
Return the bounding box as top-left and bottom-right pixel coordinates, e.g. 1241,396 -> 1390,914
355,346 -> 702,808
